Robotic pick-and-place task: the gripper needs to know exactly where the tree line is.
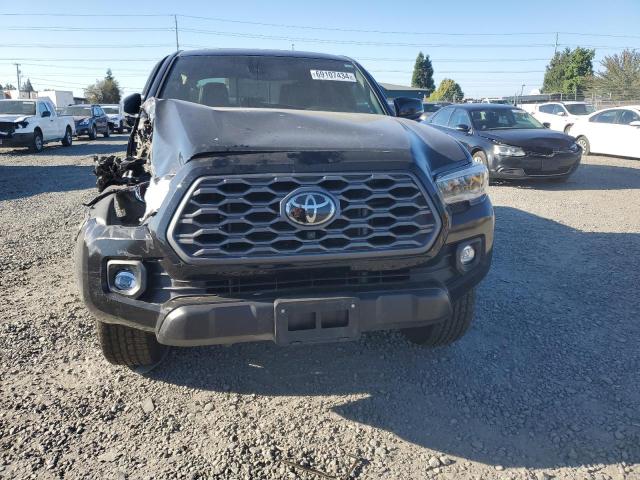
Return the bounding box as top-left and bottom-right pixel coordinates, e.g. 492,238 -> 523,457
411,52 -> 464,101
1,70 -> 121,104
410,48 -> 640,102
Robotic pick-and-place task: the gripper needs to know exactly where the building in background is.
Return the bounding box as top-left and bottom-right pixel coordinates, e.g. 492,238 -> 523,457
37,90 -> 74,108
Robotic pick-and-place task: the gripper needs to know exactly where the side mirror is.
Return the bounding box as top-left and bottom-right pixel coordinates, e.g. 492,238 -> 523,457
455,124 -> 471,133
41,110 -> 51,118
629,121 -> 640,127
557,111 -> 567,116
123,93 -> 142,116
543,122 -> 551,128
393,97 -> 424,120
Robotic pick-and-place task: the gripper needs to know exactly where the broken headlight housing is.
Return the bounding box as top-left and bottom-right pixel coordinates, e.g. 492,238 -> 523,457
436,163 -> 489,205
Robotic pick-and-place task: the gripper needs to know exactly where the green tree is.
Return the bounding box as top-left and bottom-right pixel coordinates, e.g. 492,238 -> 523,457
85,69 -> 121,104
428,78 -> 464,102
23,78 -> 34,93
594,49 -> 640,100
543,47 -> 595,95
3,83 -> 15,90
411,52 -> 435,95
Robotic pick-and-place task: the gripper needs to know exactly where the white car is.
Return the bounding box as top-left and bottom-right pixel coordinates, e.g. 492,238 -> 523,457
532,102 -> 594,133
101,104 -> 128,133
0,98 -> 76,152
569,106 -> 640,159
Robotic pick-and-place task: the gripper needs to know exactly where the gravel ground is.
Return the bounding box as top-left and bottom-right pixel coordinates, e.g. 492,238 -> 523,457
1,136 -> 639,480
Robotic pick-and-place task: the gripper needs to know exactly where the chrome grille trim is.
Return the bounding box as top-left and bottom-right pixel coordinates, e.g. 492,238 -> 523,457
167,172 -> 441,264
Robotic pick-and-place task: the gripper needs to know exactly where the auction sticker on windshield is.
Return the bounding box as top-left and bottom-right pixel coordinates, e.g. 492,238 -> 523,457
310,70 -> 356,82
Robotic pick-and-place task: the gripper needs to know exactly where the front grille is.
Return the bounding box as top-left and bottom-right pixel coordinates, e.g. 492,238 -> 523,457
143,247 -> 455,302
0,122 -> 15,134
168,173 -> 440,263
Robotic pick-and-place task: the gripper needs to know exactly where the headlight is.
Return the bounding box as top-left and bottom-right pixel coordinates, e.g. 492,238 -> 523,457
14,121 -> 29,129
569,142 -> 580,152
436,163 -> 489,205
141,175 -> 175,222
493,144 -> 526,157
78,119 -> 89,126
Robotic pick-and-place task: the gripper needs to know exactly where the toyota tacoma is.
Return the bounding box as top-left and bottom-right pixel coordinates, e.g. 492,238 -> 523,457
75,49 -> 494,367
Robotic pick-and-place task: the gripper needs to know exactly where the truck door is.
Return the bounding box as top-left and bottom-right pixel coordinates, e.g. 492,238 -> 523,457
37,101 -> 55,140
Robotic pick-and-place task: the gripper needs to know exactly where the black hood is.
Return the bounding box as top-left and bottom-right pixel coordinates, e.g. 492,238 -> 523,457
145,98 -> 470,178
477,128 -> 575,153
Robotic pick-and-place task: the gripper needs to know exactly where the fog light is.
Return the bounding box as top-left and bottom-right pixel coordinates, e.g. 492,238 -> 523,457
114,270 -> 137,291
107,260 -> 146,298
460,245 -> 476,265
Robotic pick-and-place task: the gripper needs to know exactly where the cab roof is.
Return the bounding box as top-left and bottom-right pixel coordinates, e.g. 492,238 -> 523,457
177,48 -> 354,62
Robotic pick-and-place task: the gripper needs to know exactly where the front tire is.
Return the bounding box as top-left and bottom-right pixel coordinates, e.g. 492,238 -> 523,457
117,121 -> 124,134
103,126 -> 110,138
61,126 -> 73,146
30,129 -> 44,153
576,136 -> 590,155
88,124 -> 97,140
402,289 -> 476,347
97,321 -> 167,367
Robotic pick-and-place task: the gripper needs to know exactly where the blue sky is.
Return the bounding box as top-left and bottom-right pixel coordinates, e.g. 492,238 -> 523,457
1,0 -> 639,98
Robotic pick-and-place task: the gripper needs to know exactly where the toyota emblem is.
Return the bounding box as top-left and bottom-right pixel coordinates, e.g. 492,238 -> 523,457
283,190 -> 337,227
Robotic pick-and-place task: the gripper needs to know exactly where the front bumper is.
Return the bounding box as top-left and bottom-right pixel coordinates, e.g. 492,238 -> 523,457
75,191 -> 494,347
0,132 -> 33,148
490,151 -> 581,179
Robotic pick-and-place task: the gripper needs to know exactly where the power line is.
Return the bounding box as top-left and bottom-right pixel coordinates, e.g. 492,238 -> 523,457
4,26 -> 172,32
0,58 -> 158,62
0,43 -> 174,49
6,62 -> 150,72
179,30 -> 555,47
0,13 -> 168,17
2,12 -> 640,39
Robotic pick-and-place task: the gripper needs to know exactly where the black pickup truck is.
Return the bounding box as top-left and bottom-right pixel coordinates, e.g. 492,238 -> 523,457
75,49 -> 494,367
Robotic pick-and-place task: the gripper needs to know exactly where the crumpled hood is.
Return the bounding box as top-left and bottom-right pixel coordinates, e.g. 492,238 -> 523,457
146,98 -> 469,178
0,114 -> 31,123
477,129 -> 575,151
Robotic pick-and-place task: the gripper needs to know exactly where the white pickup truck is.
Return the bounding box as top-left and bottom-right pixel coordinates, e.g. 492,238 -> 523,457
0,98 -> 76,152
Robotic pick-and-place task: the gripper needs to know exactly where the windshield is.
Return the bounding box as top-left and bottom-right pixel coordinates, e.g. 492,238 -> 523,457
63,106 -> 92,116
470,108 -> 544,130
0,100 -> 36,115
102,106 -> 119,114
565,103 -> 594,115
159,55 -> 385,114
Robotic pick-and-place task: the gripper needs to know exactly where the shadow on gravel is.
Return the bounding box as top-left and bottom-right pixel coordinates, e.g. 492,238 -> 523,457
0,165 -> 95,201
494,162 -> 640,191
148,206 -> 640,470
0,136 -> 127,158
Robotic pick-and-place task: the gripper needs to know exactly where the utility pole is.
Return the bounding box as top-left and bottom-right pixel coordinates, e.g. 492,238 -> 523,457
14,63 -> 21,97
174,14 -> 180,51
554,32 -> 559,55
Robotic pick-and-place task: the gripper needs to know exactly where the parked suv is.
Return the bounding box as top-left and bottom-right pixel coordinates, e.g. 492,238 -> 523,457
76,49 -> 494,367
101,104 -> 127,133
62,104 -> 110,139
531,101 -> 594,133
